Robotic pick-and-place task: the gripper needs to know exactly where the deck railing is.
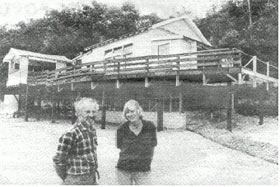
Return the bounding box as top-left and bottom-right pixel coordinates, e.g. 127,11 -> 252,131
240,51 -> 278,79
27,48 -> 243,85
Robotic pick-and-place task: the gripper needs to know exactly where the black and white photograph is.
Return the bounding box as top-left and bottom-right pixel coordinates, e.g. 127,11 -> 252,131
0,0 -> 278,185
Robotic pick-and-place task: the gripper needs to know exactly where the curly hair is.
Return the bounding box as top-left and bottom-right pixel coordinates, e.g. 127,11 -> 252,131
74,97 -> 99,116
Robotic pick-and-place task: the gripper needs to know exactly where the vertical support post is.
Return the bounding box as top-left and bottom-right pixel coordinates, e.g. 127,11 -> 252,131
258,92 -> 265,125
176,56 -> 180,86
17,94 -> 22,116
266,82 -> 269,91
238,73 -> 243,84
176,75 -> 180,86
258,105 -> 264,125
116,79 -> 120,89
101,105 -> 106,129
146,58 -> 149,73
36,97 -> 42,121
24,85 -> 29,122
145,58 -> 150,88
265,62 -> 270,91
169,95 -> 172,112
253,56 -> 257,72
252,56 -> 257,88
57,101 -> 61,120
266,62 -> 270,77
71,94 -> 76,124
157,98 -> 164,132
71,106 -> 76,124
51,90 -> 56,123
202,74 -> 207,86
145,77 -> 149,88
101,85 -> 105,110
179,91 -> 183,113
227,93 -> 234,132
116,61 -> 120,89
71,82 -> 74,91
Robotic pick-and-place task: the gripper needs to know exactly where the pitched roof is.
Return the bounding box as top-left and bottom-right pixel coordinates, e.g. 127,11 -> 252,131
152,16 -> 211,46
3,48 -> 72,64
79,15 -> 211,58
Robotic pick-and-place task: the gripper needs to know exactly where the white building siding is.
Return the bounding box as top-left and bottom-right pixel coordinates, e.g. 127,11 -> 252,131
80,29 -> 179,64
7,57 -> 28,86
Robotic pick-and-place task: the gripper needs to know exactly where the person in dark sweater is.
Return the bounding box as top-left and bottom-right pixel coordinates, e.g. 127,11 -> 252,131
116,100 -> 157,185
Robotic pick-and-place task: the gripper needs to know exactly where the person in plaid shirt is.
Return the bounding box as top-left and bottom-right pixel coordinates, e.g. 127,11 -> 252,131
53,97 -> 99,185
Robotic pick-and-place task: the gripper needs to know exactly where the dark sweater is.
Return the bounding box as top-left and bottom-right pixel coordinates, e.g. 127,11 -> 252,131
116,120 -> 157,172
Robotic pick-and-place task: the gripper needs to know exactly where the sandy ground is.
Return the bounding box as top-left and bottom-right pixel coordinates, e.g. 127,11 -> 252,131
0,117 -> 278,185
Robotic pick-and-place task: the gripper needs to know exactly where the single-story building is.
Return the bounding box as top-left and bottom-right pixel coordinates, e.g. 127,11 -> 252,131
3,48 -> 72,87
1,48 -> 72,115
74,16 -> 211,69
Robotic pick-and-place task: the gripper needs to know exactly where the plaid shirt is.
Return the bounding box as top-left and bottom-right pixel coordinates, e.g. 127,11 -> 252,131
53,120 -> 98,176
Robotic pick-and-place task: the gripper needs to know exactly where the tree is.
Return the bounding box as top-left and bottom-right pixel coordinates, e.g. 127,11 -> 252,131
196,0 -> 278,69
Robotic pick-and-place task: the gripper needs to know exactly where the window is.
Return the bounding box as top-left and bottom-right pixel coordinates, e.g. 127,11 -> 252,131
123,44 -> 133,56
14,63 -> 20,70
158,43 -> 170,55
113,47 -> 122,55
104,43 -> 133,59
104,49 -> 113,60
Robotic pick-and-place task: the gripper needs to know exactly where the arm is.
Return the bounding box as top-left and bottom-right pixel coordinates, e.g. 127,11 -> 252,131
53,132 -> 74,180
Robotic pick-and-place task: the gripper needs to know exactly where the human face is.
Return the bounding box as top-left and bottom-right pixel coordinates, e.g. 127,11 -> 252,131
125,105 -> 140,123
78,104 -> 98,122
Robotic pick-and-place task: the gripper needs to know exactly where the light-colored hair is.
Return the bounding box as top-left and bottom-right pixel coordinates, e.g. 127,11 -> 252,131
74,97 -> 99,116
122,100 -> 143,120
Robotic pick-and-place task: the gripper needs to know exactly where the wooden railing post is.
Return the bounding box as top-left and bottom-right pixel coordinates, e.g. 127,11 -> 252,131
146,58 -> 150,73
253,56 -> 257,73
116,61 -> 120,89
252,56 -> 257,88
145,58 -> 150,88
266,61 -> 270,77
176,56 -> 181,86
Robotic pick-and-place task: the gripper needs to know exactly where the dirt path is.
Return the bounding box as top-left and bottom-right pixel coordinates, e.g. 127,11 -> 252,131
0,118 -> 277,185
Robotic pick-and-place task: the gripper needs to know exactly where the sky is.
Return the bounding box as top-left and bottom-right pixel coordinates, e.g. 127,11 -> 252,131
0,0 -> 230,27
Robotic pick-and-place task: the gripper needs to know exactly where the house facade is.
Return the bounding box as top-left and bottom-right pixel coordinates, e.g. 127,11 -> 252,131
74,16 -> 211,67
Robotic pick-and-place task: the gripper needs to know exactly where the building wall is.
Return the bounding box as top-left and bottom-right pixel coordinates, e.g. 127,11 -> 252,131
80,29 -> 197,64
7,57 -> 28,86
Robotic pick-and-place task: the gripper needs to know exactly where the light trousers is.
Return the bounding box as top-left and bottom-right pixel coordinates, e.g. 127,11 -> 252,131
116,169 -> 151,185
63,173 -> 97,185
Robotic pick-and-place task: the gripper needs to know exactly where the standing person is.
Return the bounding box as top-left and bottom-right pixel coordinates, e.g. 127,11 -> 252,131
53,97 -> 100,185
116,100 -> 157,185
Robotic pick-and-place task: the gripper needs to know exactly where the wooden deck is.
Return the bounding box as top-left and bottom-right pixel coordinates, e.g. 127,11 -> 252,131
21,48 -> 278,88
